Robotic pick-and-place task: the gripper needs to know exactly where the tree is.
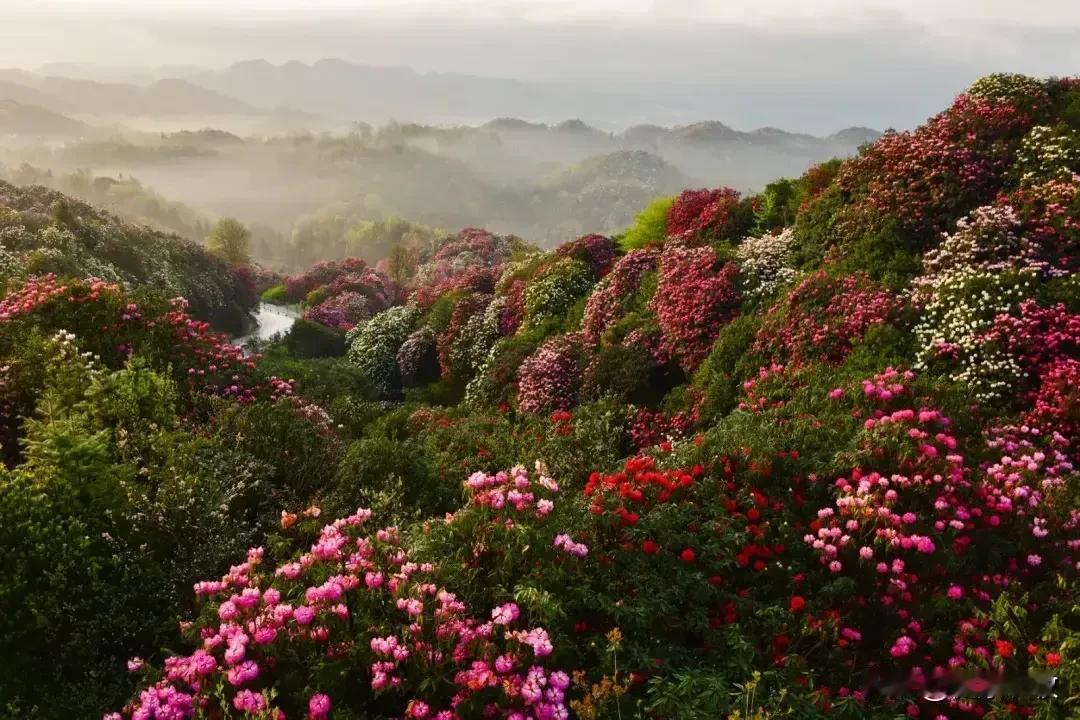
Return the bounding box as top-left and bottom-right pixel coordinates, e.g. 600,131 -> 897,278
206,217 -> 251,265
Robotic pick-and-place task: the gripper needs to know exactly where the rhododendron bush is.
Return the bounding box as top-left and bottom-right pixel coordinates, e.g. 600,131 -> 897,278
650,244 -> 740,372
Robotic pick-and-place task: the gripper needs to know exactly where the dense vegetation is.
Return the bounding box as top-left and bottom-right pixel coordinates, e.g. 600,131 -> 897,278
1,74 -> 1079,720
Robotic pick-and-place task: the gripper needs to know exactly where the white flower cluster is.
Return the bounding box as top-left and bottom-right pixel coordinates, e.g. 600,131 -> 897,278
914,269 -> 1036,405
735,227 -> 798,299
448,298 -> 500,378
522,258 -> 592,328
914,204 -> 1054,302
965,73 -> 1046,104
346,305 -> 420,397
1015,125 -> 1080,187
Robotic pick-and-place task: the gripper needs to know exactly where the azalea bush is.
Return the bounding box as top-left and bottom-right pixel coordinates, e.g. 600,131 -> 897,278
734,227 -> 798,300
522,258 -> 593,330
666,187 -> 752,244
517,333 -> 589,414
650,244 -> 740,372
581,249 -> 659,344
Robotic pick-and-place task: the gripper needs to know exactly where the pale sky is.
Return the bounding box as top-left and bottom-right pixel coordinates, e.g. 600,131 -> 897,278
2,0 -> 1077,132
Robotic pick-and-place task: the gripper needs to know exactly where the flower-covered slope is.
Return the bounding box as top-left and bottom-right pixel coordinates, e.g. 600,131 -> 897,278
0,73 -> 1078,720
0,180 -> 258,331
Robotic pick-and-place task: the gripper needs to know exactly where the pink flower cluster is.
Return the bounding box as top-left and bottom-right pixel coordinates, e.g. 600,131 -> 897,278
650,245 -> 739,372
463,463 -> 561,519
581,249 -> 659,343
517,334 -> 585,414
801,367 -> 1077,686
754,271 -> 901,364
113,502 -> 568,720
0,273 -> 120,321
666,187 -> 743,243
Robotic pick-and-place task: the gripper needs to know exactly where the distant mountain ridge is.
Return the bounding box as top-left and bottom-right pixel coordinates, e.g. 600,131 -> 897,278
0,59 -> 878,143
0,99 -> 89,136
0,69 -> 255,118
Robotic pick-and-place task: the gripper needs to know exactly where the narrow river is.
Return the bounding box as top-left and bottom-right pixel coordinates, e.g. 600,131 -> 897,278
233,303 -> 299,348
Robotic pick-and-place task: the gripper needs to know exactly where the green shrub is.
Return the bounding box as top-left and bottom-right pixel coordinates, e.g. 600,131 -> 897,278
620,195 -> 673,250
581,343 -> 655,404
260,283 -> 289,304
284,317 -> 347,358
304,285 -> 331,306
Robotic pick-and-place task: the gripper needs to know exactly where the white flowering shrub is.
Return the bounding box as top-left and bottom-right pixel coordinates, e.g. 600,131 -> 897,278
522,258 -> 593,328
914,269 -> 1037,404
914,204 -> 1055,301
346,305 -> 420,397
965,73 -> 1048,105
734,227 -> 798,299
1013,125 -> 1080,187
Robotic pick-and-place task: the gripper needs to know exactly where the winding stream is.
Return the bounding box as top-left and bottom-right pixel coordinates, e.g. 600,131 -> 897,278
233,303 -> 299,348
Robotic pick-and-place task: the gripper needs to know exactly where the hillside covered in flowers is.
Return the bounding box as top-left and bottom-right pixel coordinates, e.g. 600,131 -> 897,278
1,73 -> 1079,720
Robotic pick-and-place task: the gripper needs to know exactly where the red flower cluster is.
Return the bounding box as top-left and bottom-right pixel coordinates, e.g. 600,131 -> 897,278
628,405 -> 699,450
650,245 -> 740,372
754,271 -> 902,364
839,92 -> 1043,235
666,187 -> 743,243
584,455 -> 701,517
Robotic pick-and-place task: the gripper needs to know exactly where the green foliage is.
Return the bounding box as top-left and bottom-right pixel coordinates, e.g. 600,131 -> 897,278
581,343 -> 655,404
753,178 -> 800,232
693,312 -> 762,422
285,317 -> 348,358
327,436 -> 451,522
260,283 -> 289,304
620,195 -> 673,250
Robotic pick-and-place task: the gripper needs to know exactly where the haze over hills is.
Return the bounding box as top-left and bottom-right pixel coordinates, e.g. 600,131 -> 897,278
0,59 -> 884,137
0,58 -> 879,262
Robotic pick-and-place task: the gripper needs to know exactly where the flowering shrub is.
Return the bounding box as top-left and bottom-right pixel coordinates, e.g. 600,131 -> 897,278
838,85 -> 1045,235
627,406 -> 697,450
304,290 -> 371,330
110,506 -> 570,720
666,187 -> 746,243
650,244 -> 740,372
412,229 -> 517,304
522,258 -> 593,329
347,305 -> 420,397
1010,174 -> 1080,273
397,326 -> 440,387
517,334 -> 587,414
754,271 -> 902,365
734,227 -> 798,299
437,293 -> 498,381
555,234 -> 617,277
580,249 -> 659,343
1012,125 -> 1080,186
914,203 -> 1057,303
800,370 -> 1078,711
285,258 -> 400,330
